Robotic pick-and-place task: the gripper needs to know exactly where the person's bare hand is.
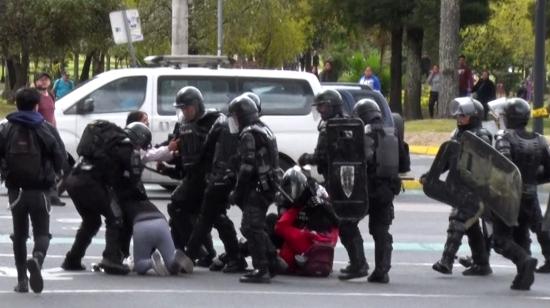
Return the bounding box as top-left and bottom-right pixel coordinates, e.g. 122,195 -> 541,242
168,138 -> 179,152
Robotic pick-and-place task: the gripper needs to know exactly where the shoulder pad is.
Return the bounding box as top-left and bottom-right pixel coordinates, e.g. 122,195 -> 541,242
120,137 -> 133,145
495,129 -> 508,138
317,121 -> 327,132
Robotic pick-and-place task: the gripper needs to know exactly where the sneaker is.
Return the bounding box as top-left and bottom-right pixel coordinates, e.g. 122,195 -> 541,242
26,258 -> 43,294
173,249 -> 194,274
13,279 -> 29,293
536,260 -> 550,273
151,250 -> 170,276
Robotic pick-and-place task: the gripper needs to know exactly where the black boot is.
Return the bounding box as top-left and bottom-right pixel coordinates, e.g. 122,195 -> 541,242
433,231 -> 462,275
536,260 -> 550,273
462,263 -> 492,276
13,279 -> 29,293
268,255 -> 288,277
209,253 -> 228,272
61,252 -> 86,271
338,237 -> 368,280
239,268 -> 270,283
340,262 -> 353,274
98,258 -> 130,275
368,237 -> 392,283
511,257 -> 537,290
26,253 -> 44,294
223,257 -> 248,273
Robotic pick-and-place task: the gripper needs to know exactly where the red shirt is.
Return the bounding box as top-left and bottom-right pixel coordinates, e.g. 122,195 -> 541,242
38,92 -> 56,126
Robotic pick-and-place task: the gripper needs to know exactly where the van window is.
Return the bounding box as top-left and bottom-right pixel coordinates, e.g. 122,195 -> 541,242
158,76 -> 235,115
65,76 -> 147,114
239,78 -> 313,115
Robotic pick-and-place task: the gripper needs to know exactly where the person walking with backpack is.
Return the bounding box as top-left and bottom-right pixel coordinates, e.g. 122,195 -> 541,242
0,88 -> 65,293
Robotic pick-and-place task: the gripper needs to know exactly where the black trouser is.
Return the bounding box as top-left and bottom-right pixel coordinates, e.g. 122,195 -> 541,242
428,91 -> 438,118
339,219 -> 367,269
440,203 -> 489,267
241,190 -> 276,270
493,216 -> 530,269
516,194 -> 550,261
8,189 -> 51,282
65,171 -> 127,263
367,186 -> 395,274
168,174 -> 215,256
186,181 -> 240,261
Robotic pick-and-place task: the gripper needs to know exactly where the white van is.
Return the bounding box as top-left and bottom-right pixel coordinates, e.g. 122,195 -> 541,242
54,67 -> 323,186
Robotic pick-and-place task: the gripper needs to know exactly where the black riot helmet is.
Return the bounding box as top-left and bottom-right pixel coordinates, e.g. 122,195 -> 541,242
173,86 -> 205,116
228,95 -> 259,131
243,92 -> 262,114
353,98 -> 382,124
313,89 -> 344,120
125,122 -> 152,149
280,166 -> 309,204
503,97 -> 531,129
449,97 -> 484,129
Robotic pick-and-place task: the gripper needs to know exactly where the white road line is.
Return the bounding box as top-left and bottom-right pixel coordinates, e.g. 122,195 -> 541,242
0,288 -> 547,301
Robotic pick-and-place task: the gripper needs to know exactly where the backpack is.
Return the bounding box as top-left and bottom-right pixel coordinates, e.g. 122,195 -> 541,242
301,243 -> 335,277
76,120 -> 127,169
5,124 -> 45,188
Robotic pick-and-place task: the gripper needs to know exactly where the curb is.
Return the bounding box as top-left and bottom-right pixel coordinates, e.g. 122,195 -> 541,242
402,179 -> 422,190
409,145 -> 439,156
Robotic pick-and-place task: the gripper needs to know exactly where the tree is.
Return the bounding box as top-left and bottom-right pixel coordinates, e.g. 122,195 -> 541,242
438,0 -> 461,117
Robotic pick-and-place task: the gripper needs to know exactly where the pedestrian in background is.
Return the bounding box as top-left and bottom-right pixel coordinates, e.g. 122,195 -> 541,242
52,71 -> 75,99
427,65 -> 441,118
472,70 -> 496,120
319,59 -> 338,82
458,55 -> 474,97
358,66 -> 381,92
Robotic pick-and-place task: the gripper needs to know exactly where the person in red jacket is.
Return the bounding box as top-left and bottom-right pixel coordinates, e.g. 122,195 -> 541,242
271,166 -> 339,276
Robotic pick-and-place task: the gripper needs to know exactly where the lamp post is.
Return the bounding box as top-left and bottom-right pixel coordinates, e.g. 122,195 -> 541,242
533,0 -> 546,133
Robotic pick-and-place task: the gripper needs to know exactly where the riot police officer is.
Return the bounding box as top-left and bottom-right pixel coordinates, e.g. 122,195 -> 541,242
350,98 -> 402,283
298,89 -> 346,178
493,98 -> 550,290
159,86 -> 221,264
62,120 -> 131,275
430,97 -> 493,276
185,93 -> 262,273
227,95 -> 284,283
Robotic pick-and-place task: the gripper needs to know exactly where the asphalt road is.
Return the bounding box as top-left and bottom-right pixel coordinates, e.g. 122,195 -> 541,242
0,155 -> 549,307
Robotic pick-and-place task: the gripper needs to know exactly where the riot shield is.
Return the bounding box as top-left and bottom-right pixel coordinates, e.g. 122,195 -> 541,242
457,131 -> 521,226
422,140 -> 462,206
326,118 -> 369,221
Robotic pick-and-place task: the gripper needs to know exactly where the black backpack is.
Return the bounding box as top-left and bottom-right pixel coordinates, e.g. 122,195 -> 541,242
5,124 -> 45,188
76,120 -> 127,169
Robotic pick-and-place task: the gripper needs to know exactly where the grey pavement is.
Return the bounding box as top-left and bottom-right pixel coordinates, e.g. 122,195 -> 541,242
0,186 -> 549,308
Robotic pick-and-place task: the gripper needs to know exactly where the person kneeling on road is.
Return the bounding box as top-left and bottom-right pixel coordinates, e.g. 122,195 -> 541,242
268,166 -> 339,276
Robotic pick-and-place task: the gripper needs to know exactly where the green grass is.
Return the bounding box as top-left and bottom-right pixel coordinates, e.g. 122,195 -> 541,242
0,99 -> 15,118
405,119 -> 456,133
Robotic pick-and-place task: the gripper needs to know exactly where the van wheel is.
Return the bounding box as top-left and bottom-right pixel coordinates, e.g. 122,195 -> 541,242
161,184 -> 177,192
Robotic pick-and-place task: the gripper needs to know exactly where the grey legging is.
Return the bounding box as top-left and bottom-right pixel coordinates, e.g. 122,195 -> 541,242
133,218 -> 176,274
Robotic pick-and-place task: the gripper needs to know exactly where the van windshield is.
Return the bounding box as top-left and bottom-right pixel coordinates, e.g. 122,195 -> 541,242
157,76 -> 313,115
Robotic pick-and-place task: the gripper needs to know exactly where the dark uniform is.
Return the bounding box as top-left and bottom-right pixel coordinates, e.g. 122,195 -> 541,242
431,98 -> 493,276
349,98 -> 402,283
62,121 -> 131,274
298,90 -> 373,280
0,88 -> 65,293
228,95 -> 283,283
185,113 -> 246,272
163,87 -> 220,263
493,98 -> 549,290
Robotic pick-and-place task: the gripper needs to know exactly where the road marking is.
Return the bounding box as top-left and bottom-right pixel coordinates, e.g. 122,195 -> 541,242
0,288 -> 547,301
0,235 -> 543,253
0,266 -> 91,280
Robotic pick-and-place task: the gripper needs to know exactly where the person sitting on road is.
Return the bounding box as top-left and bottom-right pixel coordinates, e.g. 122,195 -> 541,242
266,166 -> 339,276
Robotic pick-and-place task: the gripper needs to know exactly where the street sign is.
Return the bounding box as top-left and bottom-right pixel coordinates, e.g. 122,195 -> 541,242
109,9 -> 143,44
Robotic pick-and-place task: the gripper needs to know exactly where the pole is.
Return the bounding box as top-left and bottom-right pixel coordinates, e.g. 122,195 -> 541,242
217,0 -> 223,57
171,0 -> 189,56
533,0 -> 546,134
122,9 -> 138,67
